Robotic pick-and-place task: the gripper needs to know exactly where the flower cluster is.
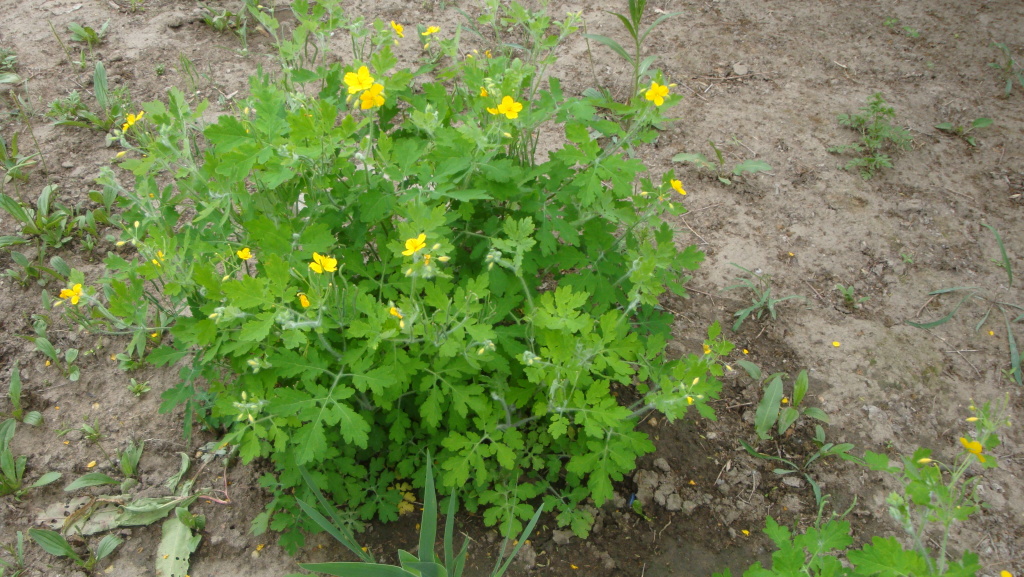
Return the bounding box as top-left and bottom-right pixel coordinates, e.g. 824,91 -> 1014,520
343,66 -> 385,110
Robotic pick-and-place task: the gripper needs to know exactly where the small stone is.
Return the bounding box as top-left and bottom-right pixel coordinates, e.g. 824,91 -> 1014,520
598,551 -> 617,570
782,476 -> 805,488
682,500 -> 698,514
732,63 -> 749,76
62,162 -> 74,169
665,494 -> 683,512
653,457 -> 671,473
552,530 -> 573,546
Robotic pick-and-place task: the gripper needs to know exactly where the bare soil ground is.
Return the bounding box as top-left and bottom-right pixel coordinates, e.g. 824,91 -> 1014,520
1,0 -> 1022,576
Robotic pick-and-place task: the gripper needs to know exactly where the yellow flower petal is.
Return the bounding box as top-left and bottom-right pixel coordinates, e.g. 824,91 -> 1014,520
402,234 -> 427,256
390,21 -> 404,38
236,247 -> 252,260
309,252 -> 338,274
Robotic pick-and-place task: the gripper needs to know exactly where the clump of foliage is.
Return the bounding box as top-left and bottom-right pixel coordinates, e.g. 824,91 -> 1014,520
59,0 -> 730,551
989,42 -> 1024,97
829,92 -> 912,179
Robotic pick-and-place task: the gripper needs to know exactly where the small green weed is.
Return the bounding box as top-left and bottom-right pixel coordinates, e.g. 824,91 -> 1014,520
883,18 -> 920,38
29,530 -> 121,573
126,378 -> 151,397
0,47 -> 16,72
583,0 -> 681,101
297,456 -> 542,577
4,363 -> 43,426
829,92 -> 912,179
835,283 -> 869,309
0,531 -> 28,577
908,223 -> 1023,386
725,264 -> 803,331
0,419 -> 62,499
117,439 -> 145,479
735,364 -> 829,440
47,62 -> 135,133
67,20 -> 109,51
935,117 -> 992,147
989,42 -> 1024,96
200,5 -> 245,32
672,140 -> 772,185
32,334 -> 81,382
741,425 -> 855,508
0,133 -> 38,190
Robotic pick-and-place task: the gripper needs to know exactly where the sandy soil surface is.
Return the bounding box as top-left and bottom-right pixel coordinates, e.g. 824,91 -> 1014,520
1,0 -> 1022,576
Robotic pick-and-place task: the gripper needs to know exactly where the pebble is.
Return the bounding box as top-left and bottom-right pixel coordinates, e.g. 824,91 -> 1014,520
653,457 -> 671,473
782,476 -> 805,488
732,63 -> 749,76
665,494 -> 683,512
552,529 -> 573,546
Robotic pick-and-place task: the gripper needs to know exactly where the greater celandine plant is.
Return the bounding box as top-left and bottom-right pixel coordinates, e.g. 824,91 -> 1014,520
57,0 -> 730,551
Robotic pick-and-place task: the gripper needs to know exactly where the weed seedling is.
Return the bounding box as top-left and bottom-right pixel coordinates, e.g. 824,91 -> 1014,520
908,223 -> 1023,386
47,62 -> 133,133
126,378 -> 151,397
741,425 -> 855,508
118,440 -> 145,478
735,364 -> 830,440
4,363 -> 43,426
0,531 -> 27,577
989,42 -> 1024,96
0,47 -> 16,72
829,93 -> 912,179
672,140 -> 772,185
935,117 -> 992,147
0,133 -> 38,190
583,0 -> 681,100
835,284 -> 869,309
67,20 -> 109,52
725,264 -> 803,331
29,530 -> 121,572
0,419 -> 62,498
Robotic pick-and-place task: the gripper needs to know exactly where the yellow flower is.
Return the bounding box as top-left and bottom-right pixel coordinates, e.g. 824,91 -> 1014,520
298,293 -> 310,308
702,344 -> 711,355
236,247 -> 253,260
965,417 -> 979,422
959,437 -> 986,463
670,179 -> 686,195
781,397 -> 789,404
423,253 -> 432,266
917,458 -> 933,464
644,82 -> 670,106
122,110 -> 144,132
59,283 -> 84,305
686,396 -> 694,405
390,21 -> 404,38
484,49 -> 492,58
1001,571 -> 1013,577
115,151 -> 126,159
741,530 -> 750,536
832,341 -> 841,347
344,66 -> 375,94
479,87 -> 488,97
421,26 -> 440,36
389,307 -> 403,319
152,250 -> 165,267
87,461 -> 97,468
309,252 -> 338,274
486,95 -> 524,119
359,83 -> 385,109
743,349 -> 749,354
403,234 -> 427,256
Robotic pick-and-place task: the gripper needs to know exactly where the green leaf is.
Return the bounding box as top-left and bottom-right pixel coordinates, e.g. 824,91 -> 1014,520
155,514 -> 201,577
30,471 -> 62,489
802,407 -> 830,423
64,472 -> 119,491
792,370 -> 808,407
972,117 -> 993,129
28,529 -> 78,560
754,376 -> 784,439
847,536 -> 928,576
95,534 -> 123,560
776,407 -> 799,435
732,159 -> 772,176
735,359 -> 761,380
582,34 -> 633,64
299,563 -> 417,577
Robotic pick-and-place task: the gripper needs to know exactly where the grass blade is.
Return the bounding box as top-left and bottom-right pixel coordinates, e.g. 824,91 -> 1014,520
982,223 -> 1012,287
1006,315 -> 1022,387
